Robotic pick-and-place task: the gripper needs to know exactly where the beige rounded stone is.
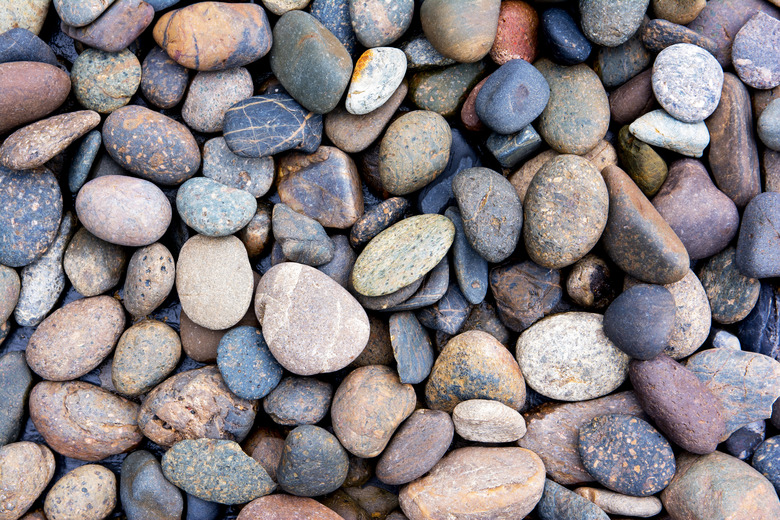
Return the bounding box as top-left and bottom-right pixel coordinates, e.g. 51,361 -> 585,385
44,465 -> 116,520
453,399 -> 526,443
122,242 -> 175,318
0,442 -> 55,520
574,487 -> 662,517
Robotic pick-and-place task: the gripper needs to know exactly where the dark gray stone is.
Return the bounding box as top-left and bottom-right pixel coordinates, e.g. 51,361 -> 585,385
310,0 -> 357,55
603,284 -> 676,360
0,27 -> 58,65
68,130 -> 101,193
537,479 -> 609,520
539,8 -> 591,65
699,247 -> 760,325
0,351 -> 33,446
262,376 -> 333,426
277,425 -> 349,497
736,192 -> 780,279
445,207 -> 487,306
753,436 -> 780,492
738,282 -> 780,360
389,311 -> 435,385
416,283 -> 470,335
726,420 -> 766,461
485,125 -> 543,169
272,203 -> 335,267
387,257 -> 450,312
121,450 -> 184,520
417,128 -> 480,215
317,235 -> 356,289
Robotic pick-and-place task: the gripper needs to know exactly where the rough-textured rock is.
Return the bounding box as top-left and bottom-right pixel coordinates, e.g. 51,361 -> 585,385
176,177 -> 257,237
63,227 -> 127,297
453,399 -> 526,443
753,437 -> 780,491
140,46 -> 189,109
123,242 -> 175,318
239,204 -> 273,259
62,0 -> 154,53
408,61 -> 486,118
736,192 -> 780,279
489,261 -> 561,332
640,18 -> 718,54
699,247 -> 760,324
0,61 -> 70,134
182,68 -> 253,133
350,197 -> 408,248
0,352 -> 33,447
420,0 -> 501,63
574,487 -> 662,517
579,0 -> 650,47
0,442 -> 55,520
603,284 -> 676,360
536,479 -> 610,520
565,254 -> 617,310
120,450 -> 183,520
263,376 -> 332,426
490,1 -> 539,65
112,320 -> 181,397
71,48 -> 141,113
652,0 -> 705,25
350,0 -> 412,48
277,425 -> 349,497
733,12 -> 780,89
237,494 -> 344,520
402,35 -> 456,69
0,0 -> 50,35
44,464 -> 117,520
217,326 -> 283,400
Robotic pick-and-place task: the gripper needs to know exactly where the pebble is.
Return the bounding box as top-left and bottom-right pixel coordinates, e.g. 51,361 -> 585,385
153,2 -> 272,71
0,0 -> 50,35
523,155 -> 608,269
452,167 -> 522,263
609,69 -> 655,127
26,295 -> 124,381
137,366 -> 257,447
535,59 -> 610,154
44,464 -> 116,520
389,311 -> 434,384
629,354 -> 726,454
239,203 -> 273,259
409,61 -> 486,117
179,303 -> 259,364
540,8 -> 591,65
651,159 -> 739,260
122,242 -> 175,317
0,61 -> 70,134
565,254 -> 617,310
311,0 -> 357,55
629,109 -> 710,157
426,330 -> 526,412
652,0 -> 705,25
699,247 -> 761,324
486,125 -> 543,169
0,442 -> 55,520
476,59 -> 549,135
490,1 -> 538,65
350,197 -> 408,248
346,47 -> 406,115
420,0 -> 501,63
759,99 -> 780,151
753,437 -> 780,491
0,28 -> 56,66
733,12 -> 780,90
739,284 -> 780,359
376,409 -> 454,485
120,451 -> 183,520
416,283 -> 470,334
594,32 -> 651,89
61,0 -> 154,53
71,48 -> 141,113
640,18 -> 719,55
111,319 -> 181,397
0,352 -> 33,446
0,265 -> 20,324
176,234 -> 253,331
216,326 -> 282,400
417,127 -> 480,214
727,420 -> 766,460
580,0 -> 649,47
603,284 -> 676,360
263,376 -> 332,426
182,68 -> 253,133
350,0 -> 412,48
331,365 -> 416,457
162,439 -> 275,505
238,495 -> 343,520
399,447 -> 545,520
445,207 -> 488,304
261,0 -> 309,16
68,130 -> 101,193
63,227 -> 126,297
176,177 -> 257,237
616,125 -> 667,197
277,425 -> 348,496
737,192 -> 780,278
53,0 -> 113,27
452,399 -> 526,443
316,234 -> 355,288
575,487 -> 662,517
536,479 -> 609,520
490,260 -> 561,333
29,380 -> 143,461
140,46 -> 189,109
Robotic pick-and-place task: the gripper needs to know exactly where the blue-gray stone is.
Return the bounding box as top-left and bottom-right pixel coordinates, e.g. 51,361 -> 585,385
272,203 -> 335,267
120,450 -> 184,520
277,425 -> 349,497
726,420 -> 766,460
388,257 -> 449,312
402,35 -> 456,70
736,192 -> 780,279
202,137 -> 274,198
53,0 -> 115,27
759,99 -> 780,151
594,32 -> 651,89
0,28 -> 58,65
537,479 -> 609,520
485,125 -> 543,169
0,351 -> 33,446
416,283 -> 470,335
603,284 -> 676,360
68,130 -> 101,193
146,0 -> 181,10
217,326 -> 283,400
417,128 -> 480,215
175,177 -> 257,237
753,436 -> 780,492
389,311 -> 435,385
223,94 -> 323,158
738,282 -> 780,360
263,376 -> 333,426
445,207 -> 487,305
350,0 -> 414,48
0,166 -> 62,268
185,494 -> 222,520
475,59 -> 550,135
310,0 -> 357,55
317,234 -> 355,289
540,8 -> 592,65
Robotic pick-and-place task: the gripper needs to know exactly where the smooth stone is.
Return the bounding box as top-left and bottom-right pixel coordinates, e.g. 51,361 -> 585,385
250,433 -> 285,482
490,0 -> 539,64
738,284 -> 780,360
44,464 -> 116,520
445,207 -> 488,304
737,192 -> 780,278
519,391 -> 646,485
29,380 -> 143,460
272,203 -> 334,266
574,487 -> 662,518
138,366 -> 257,447
389,311 -> 434,385
140,46 -> 189,109
13,213 -> 75,326
182,68 -> 253,133
629,110 -> 709,157
540,8 -> 591,65
0,265 -> 20,324
346,47 -> 405,115
68,130 -> 101,193
0,352 -> 33,446
311,0 -> 357,55
523,155 -> 608,269
453,399 -> 526,443
162,439 -> 274,505
408,61 -> 487,117
0,442 -> 55,520
416,283 -> 470,334
61,0 -> 154,53
699,247 -> 760,324
609,70 -> 656,127
184,494 -> 223,520
604,284 -> 676,360
217,326 -> 282,400
352,214 -> 454,297
277,425 -> 348,497
0,28 -> 57,65
263,376 -> 332,426
421,0 -> 500,63
426,330 -> 526,412
350,0 -> 412,48
270,10 -> 352,114
687,348 -> 780,439
759,98 -> 780,151
26,296 -> 124,381
317,234 -> 356,288
629,355 -> 726,454
384,257 -> 450,312
616,125 -> 667,197
537,479 -> 609,520
256,262 -> 369,375
63,227 -> 126,297
0,0 -> 50,34
579,0 -> 649,47
153,2 -> 272,71
485,125 -> 543,169
490,260 -> 561,332
661,451 -> 780,520
238,495 -> 343,520
566,253 -> 618,310
594,31 -> 651,89
350,197 -> 409,248
123,242 -> 175,317
753,437 -> 780,491
261,0 -> 309,16
376,409 -> 454,486
331,365 -> 416,458
239,203 -> 273,259
223,93 -> 323,158
601,165 -> 689,284
111,319 -> 181,397
401,35 -> 456,69
176,177 -> 256,237
72,48 -> 140,113
399,447 -> 545,520
733,12 -> 780,89
712,329 -> 742,350
726,420 -> 766,460
0,167 -> 62,268
277,146 -> 363,229
121,451 -> 184,520
0,62 -> 70,134
652,0 -> 705,24
640,18 -> 719,54
536,59 -> 610,154
417,128 -> 481,214
53,0 -> 115,27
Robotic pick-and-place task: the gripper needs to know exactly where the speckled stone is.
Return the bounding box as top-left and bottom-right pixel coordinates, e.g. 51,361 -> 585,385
565,254 -> 617,310
29,380 -> 143,460
72,48 -> 140,113
540,8 -> 591,65
263,376 -> 332,426
0,442 -> 55,520
201,137 -> 273,197
426,330 -> 526,412
162,439 -> 274,505
453,399 -> 526,443
346,47 -> 406,115
537,480 -> 610,520
62,227 -> 126,297
277,425 -> 349,496
331,365 -> 416,457
594,31 -> 651,89
53,0 -> 114,27
216,326 -> 282,401
176,177 -> 257,237
603,285 -> 675,360
399,447 -> 545,520
182,68 -> 253,133
0,28 -> 57,65
737,192 -> 780,279
352,215 -> 454,297
0,265 -> 19,324
408,61 -> 487,117
629,110 -> 710,157
44,464 -> 116,520
0,61 -> 70,134
68,130 -> 101,193
732,12 -> 780,89
640,18 -> 719,54
62,0 -> 154,53
140,46 -> 189,109
120,451 -> 183,520
652,0 -> 705,24
753,437 -> 780,491
311,0 -> 357,55
609,70 -> 655,127
76,175 -> 171,247
26,296 -> 124,381
261,0 -> 309,16
416,283 -> 470,334
476,59 -> 549,135
0,352 -> 33,446
629,355 -> 726,454
574,487 -> 662,517
111,319 -> 180,397
389,311 -> 434,385
490,1 -> 539,65
421,0 -> 500,63
699,247 -> 760,325
616,125 -> 667,197
579,0 -> 649,47
402,35 -> 456,70
350,198 -> 408,248
350,0 -> 412,48
490,260 -> 561,332
123,242 -> 175,317
272,203 -> 334,266
536,59 -> 609,154
0,0 -> 50,34
153,2 -> 271,71
0,167 -> 62,268
445,207 -> 488,305
223,94 -> 323,158
238,495 -> 344,520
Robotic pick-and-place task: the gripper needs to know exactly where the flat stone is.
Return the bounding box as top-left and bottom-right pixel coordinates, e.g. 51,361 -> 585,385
490,260 -> 561,332
408,61 -> 487,118
68,130 -> 101,193
262,376 -> 332,426
71,48 -> 141,113
389,311 -> 434,385
594,31 -> 651,89
44,464 -> 116,520
62,0 -> 154,53
733,12 -> 780,89
490,1 -> 539,65
140,46 -> 189,109
420,0 -> 501,63
453,399 -> 526,443
238,495 -> 344,520
120,451 -> 184,520
699,247 -> 760,324
0,28 -> 57,65
0,61 -> 70,134
346,47 -> 406,115
182,68 -> 253,133
565,253 -> 618,310
629,109 -> 710,157
609,70 -> 656,127
111,319 -> 180,397
216,326 -> 282,401
0,352 -> 33,446
63,227 -> 126,297
445,207 -> 488,305
311,0 -> 357,55
416,283 -> 470,334
540,8 -> 591,65
0,442 -> 55,520
350,0 -> 412,47
485,125 -> 543,169
537,480 -> 609,520
737,192 -> 780,278
574,487 -> 662,517
652,0 -> 705,24
0,0 -> 50,34
123,242 -> 175,317
277,425 -> 348,497
176,177 -> 257,237
616,125 -> 667,197
604,284 -> 676,360
579,0 -> 650,47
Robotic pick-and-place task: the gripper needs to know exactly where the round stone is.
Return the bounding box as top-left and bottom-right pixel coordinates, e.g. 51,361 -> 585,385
452,399 -> 526,443
277,425 -> 349,497
346,47 -> 406,115
123,242 -> 175,318
262,376 -> 333,426
176,177 -> 257,237
120,451 -> 183,520
699,247 -> 761,325
53,0 -> 112,27
421,0 -> 501,63
61,0 -> 154,53
182,68 -> 253,133
0,442 -> 55,520
71,48 -> 141,113
202,137 -> 274,198
140,46 -> 189,109
111,319 -> 181,397
758,99 -> 780,152
652,43 -> 723,123
733,12 -> 780,89
652,0 -> 705,25
350,0 -> 413,48
603,285 -> 675,361
217,326 -> 283,400
579,0 -> 650,47
516,312 -> 630,401
261,0 -> 309,16
579,414 -> 676,497
44,465 -> 116,520
63,227 -> 126,297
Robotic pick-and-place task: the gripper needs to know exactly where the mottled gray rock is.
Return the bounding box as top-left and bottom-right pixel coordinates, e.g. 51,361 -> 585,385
736,192 -> 780,278
732,12 -> 780,89
537,479 -> 609,520
579,0 -> 650,47
121,450 -> 184,520
0,352 -> 33,446
202,137 -> 274,198
63,227 -> 127,297
182,68 -> 253,133
272,203 -> 335,267
629,110 -> 710,157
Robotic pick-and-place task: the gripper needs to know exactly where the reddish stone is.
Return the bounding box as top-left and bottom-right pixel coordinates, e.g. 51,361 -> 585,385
460,77 -> 488,132
489,1 -> 539,65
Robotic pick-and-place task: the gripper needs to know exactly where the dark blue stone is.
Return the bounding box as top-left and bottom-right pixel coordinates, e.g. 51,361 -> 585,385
603,284 -> 676,360
541,8 -> 592,66
753,436 -> 780,492
537,479 -> 609,520
68,130 -> 101,193
223,94 -> 323,158
726,420 -> 766,460
738,282 -> 780,360
185,494 -> 223,520
216,326 -> 284,400
263,376 -> 333,426
389,311 -> 435,384
475,59 -> 550,135
417,128 -> 480,215
416,283 -> 470,335
485,125 -> 543,169
445,207 -> 487,305
310,0 -> 357,56
388,257 -> 450,312
277,425 -> 349,497
140,46 -> 189,110
0,28 -> 58,66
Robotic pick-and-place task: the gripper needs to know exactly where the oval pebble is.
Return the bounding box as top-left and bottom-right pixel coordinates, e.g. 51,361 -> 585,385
111,319 -> 181,397
122,242 -> 175,318
0,442 -> 55,520
71,48 -> 141,113
44,465 -> 116,520
176,177 -> 257,237
277,425 -> 349,497
263,376 -> 333,426
217,326 -> 283,400
452,399 -> 526,443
